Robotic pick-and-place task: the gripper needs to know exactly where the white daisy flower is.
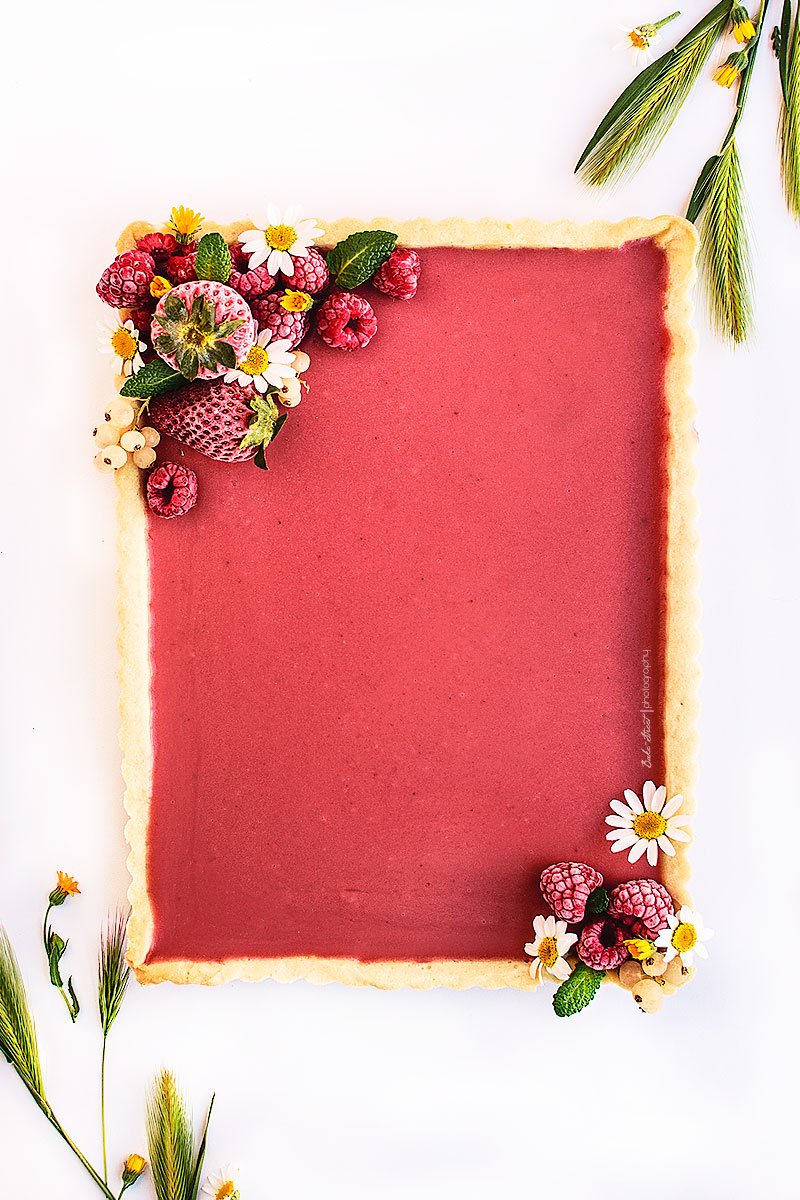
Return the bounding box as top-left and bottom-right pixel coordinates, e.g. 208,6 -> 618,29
615,13 -> 680,66
605,780 -> 691,866
223,328 -> 297,393
239,205 -> 324,276
98,313 -> 146,378
201,1164 -> 240,1200
524,914 -> 578,983
655,905 -> 713,967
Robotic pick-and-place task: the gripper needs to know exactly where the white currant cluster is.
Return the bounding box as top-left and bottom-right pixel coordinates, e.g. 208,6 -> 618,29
277,350 -> 310,407
93,397 -> 161,474
618,953 -> 694,1013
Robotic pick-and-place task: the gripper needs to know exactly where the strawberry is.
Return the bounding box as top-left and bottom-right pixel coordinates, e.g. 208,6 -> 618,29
148,379 -> 282,464
151,280 -> 255,382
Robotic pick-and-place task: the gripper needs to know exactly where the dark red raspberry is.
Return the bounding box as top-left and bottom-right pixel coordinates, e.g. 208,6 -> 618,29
97,250 -> 155,309
128,307 -> 153,340
146,462 -> 198,519
372,248 -> 421,300
250,293 -> 309,349
136,232 -> 179,264
227,243 -> 276,301
577,917 -> 629,971
608,879 -> 675,938
281,248 -> 329,295
166,248 -> 198,284
540,862 -> 604,924
316,291 -> 377,350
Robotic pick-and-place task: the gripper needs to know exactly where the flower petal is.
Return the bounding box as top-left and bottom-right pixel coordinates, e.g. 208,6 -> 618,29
650,785 -> 667,812
656,835 -> 676,856
550,957 -> 571,981
532,914 -> 546,937
646,840 -> 659,866
624,789 -> 644,814
642,780 -> 656,807
662,794 -> 683,819
606,815 -> 633,829
628,839 -> 648,864
610,798 -> 633,817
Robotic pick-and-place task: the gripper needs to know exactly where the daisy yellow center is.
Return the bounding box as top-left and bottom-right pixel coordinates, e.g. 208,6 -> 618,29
266,223 -> 296,251
628,28 -> 649,48
671,922 -> 697,953
111,328 -> 137,360
240,345 -> 269,375
631,810 -> 667,840
537,936 -> 559,968
215,1185 -> 235,1200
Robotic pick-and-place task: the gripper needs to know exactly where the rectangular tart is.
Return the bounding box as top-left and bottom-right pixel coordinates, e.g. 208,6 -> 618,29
118,216 -> 699,987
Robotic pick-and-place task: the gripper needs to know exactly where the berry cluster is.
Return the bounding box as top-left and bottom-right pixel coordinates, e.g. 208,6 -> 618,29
532,861 -> 688,1016
94,206 -> 422,519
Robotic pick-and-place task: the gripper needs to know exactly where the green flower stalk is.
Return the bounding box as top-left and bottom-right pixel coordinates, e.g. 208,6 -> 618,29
778,0 -> 800,217
43,871 -> 81,1021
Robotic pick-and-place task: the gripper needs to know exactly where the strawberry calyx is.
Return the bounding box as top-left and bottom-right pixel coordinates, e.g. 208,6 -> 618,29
154,292 -> 245,382
239,392 -> 287,470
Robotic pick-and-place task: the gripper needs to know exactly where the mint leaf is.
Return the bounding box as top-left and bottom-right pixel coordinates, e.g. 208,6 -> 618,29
552,964 -> 604,1018
195,232 -> 232,283
326,230 -> 397,289
119,360 -> 183,399
586,887 -> 609,915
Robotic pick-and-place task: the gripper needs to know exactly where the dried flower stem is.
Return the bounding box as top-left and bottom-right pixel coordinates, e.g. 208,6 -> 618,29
99,912 -> 131,1183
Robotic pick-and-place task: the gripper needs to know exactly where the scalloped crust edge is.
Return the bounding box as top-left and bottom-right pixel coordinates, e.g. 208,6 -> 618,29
117,214 -> 699,989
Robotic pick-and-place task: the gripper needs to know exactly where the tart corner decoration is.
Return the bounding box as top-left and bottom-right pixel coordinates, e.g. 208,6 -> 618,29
528,781 -> 712,1017
93,206 -> 421,513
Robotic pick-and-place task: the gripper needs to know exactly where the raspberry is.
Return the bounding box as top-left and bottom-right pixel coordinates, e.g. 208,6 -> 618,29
316,291 -> 377,351
608,879 -> 675,938
577,917 -> 628,971
372,248 -> 421,300
166,248 -> 198,284
281,248 -> 329,295
540,862 -> 604,924
97,249 -> 155,309
250,293 -> 309,349
136,232 -> 179,264
146,462 -> 198,519
129,307 -> 154,340
227,243 -> 277,301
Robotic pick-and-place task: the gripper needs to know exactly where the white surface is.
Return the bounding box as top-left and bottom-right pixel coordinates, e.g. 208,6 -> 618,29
2,1 -> 799,1195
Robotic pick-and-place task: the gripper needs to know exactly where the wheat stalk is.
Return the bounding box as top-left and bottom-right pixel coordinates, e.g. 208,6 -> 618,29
576,2 -> 731,186
99,910 -> 132,1182
0,927 -> 45,1097
147,1070 -> 214,1200
779,1 -> 800,215
692,140 -> 754,341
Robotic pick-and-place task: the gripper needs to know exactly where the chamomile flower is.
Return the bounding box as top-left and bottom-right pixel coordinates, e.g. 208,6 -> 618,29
202,1165 -> 240,1200
98,314 -> 146,377
730,5 -> 756,43
616,11 -> 680,66
524,914 -> 578,983
223,328 -> 297,393
713,50 -> 748,88
655,905 -> 713,966
239,206 -> 324,276
605,780 -> 691,866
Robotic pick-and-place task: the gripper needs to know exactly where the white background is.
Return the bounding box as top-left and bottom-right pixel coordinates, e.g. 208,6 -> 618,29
2,1 -> 799,1196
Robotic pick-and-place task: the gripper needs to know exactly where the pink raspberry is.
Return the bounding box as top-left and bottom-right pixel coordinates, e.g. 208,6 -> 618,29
577,917 -> 629,971
146,462 -> 198,519
250,293 -> 309,349
608,879 -> 675,937
281,248 -> 329,295
136,232 -> 179,264
97,249 -> 155,309
166,248 -> 198,284
540,862 -> 604,924
372,248 -> 421,300
227,243 -> 277,301
316,291 -> 377,351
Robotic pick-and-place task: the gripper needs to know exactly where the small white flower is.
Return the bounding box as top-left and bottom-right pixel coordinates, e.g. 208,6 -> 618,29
98,313 -> 146,377
223,328 -> 297,393
201,1164 -> 240,1200
605,780 -> 691,866
616,23 -> 660,65
239,204 -> 324,276
655,905 -> 713,967
524,914 -> 578,983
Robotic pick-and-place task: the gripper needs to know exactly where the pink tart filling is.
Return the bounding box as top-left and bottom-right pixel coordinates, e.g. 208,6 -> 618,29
145,243 -> 670,964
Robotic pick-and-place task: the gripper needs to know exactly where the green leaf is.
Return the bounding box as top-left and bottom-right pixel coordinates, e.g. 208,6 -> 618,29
195,232 -> 232,283
585,886 -> 609,915
189,294 -> 206,326
46,930 -> 67,988
552,964 -> 604,1018
270,411 -> 287,442
253,446 -> 269,471
215,318 -> 245,338
120,360 -> 183,399
162,293 -> 186,322
240,393 -> 280,454
179,348 -> 200,381
187,1095 -> 215,1200
686,153 -> 721,223
326,230 -> 397,288
211,340 -> 236,370
779,0 -> 792,102
66,977 -> 80,1020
